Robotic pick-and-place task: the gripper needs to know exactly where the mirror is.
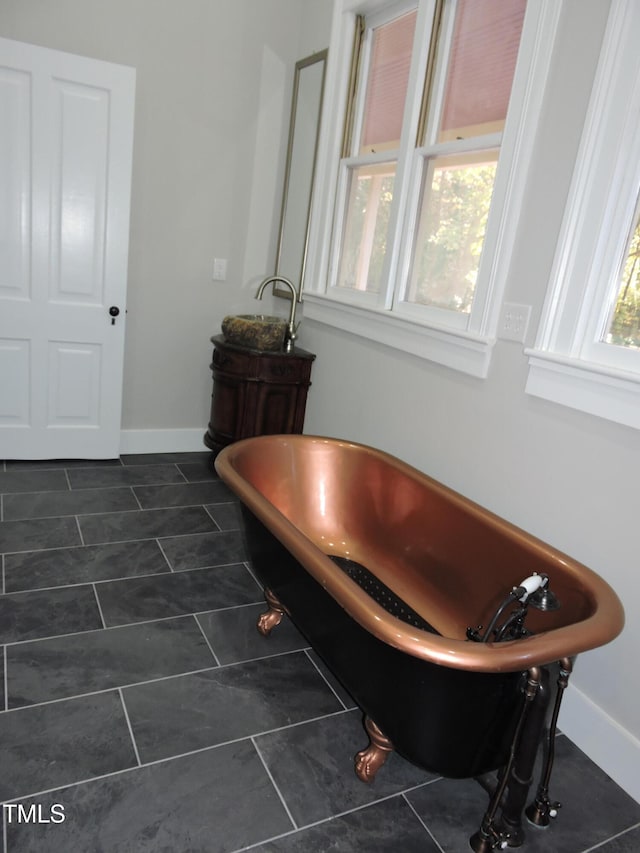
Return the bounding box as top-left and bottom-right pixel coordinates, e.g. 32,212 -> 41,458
273,49 -> 327,301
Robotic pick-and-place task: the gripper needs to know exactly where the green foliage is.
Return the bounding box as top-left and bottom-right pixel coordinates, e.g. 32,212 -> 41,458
336,158 -> 498,310
337,171 -> 394,293
606,219 -> 640,349
410,161 -> 496,311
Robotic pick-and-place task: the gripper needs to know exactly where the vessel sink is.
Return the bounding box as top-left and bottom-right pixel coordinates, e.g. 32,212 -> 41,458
221,314 -> 287,352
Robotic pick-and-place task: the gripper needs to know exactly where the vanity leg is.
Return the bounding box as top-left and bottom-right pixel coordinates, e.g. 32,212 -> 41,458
257,588 -> 288,636
355,716 -> 394,782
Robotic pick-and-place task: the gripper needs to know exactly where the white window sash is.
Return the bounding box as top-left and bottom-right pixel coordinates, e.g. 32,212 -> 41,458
327,152 -> 399,310
349,0 -> 420,156
580,185 -> 640,373
419,0 -> 456,146
327,1 -> 430,312
393,133 -> 503,328
525,0 -> 640,428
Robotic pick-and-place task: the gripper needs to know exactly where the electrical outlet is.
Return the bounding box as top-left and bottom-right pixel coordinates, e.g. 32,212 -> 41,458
499,302 -> 531,343
212,258 -> 227,281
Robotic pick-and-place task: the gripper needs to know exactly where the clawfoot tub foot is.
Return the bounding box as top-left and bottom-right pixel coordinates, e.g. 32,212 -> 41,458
257,588 -> 289,636
355,716 -> 394,783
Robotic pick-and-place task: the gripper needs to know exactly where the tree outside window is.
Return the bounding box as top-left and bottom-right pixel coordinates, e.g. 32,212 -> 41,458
605,216 -> 640,349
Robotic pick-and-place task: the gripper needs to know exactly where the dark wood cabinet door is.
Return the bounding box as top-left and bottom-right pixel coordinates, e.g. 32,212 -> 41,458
204,336 -> 315,454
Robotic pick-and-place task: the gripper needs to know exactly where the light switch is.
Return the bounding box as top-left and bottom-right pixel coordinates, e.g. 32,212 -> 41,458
499,302 -> 531,342
212,258 -> 227,281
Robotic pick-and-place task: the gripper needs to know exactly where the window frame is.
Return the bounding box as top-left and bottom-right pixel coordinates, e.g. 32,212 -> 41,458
393,134 -> 502,331
326,1 -> 420,312
304,0 -> 561,378
525,0 -> 640,430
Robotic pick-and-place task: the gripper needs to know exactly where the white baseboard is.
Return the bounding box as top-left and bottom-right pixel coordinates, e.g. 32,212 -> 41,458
119,429 -> 208,455
560,683 -> 640,804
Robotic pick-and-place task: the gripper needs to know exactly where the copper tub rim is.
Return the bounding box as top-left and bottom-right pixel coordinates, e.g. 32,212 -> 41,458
215,434 -> 625,674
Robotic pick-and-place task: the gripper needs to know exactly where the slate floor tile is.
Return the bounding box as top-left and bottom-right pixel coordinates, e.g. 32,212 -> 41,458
0,585 -> 101,644
124,651 -> 343,763
6,741 -> 293,853
1,449 -> 638,853
0,517 -> 81,555
406,736 -> 640,853
67,464 -> 186,489
120,451 -> 212,466
255,708 -> 433,826
95,564 -> 262,626
205,501 -> 242,530
6,616 -> 216,708
176,459 -> 218,481
78,506 -> 217,545
3,487 -> 139,521
133,480 -> 234,509
197,602 -> 308,665
0,691 -> 137,801
0,469 -> 69,494
595,825 -> 640,852
403,775 -> 488,853
250,796 -> 440,852
159,529 -> 246,571
4,540 -> 171,593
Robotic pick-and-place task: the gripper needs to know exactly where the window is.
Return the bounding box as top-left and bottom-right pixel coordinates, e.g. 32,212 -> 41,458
400,0 -> 523,326
526,0 -> 640,430
334,8 -> 416,296
604,213 -> 640,352
305,0 -> 561,377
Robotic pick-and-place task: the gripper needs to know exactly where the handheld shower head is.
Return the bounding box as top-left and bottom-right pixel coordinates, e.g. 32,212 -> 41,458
514,573 -> 561,612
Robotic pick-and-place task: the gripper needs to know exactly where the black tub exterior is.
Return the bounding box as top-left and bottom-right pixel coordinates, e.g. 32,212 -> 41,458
241,505 -> 525,780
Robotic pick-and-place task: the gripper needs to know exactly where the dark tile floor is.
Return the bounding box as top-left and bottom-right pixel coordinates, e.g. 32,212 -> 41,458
0,452 -> 638,852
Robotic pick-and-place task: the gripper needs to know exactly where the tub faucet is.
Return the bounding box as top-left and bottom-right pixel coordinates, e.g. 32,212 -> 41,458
255,275 -> 300,353
467,573 -> 560,644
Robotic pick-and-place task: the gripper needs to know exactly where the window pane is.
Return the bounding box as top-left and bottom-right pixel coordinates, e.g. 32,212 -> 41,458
336,163 -> 396,293
437,0 -> 526,143
406,152 -> 497,312
602,215 -> 640,349
360,10 -> 417,154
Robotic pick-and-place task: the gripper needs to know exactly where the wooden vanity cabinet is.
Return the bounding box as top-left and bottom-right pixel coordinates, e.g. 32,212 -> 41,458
204,335 -> 315,455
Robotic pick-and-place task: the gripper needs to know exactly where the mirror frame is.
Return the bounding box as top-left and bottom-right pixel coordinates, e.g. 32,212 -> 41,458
273,49 -> 328,302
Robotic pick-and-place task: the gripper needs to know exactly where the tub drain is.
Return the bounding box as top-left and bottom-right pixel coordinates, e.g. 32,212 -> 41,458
327,555 -> 437,634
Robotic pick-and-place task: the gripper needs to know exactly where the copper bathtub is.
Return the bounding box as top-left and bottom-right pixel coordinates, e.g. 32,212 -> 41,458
215,435 -> 624,847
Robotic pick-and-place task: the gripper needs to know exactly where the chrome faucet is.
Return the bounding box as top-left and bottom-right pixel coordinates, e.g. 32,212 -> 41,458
255,275 -> 300,353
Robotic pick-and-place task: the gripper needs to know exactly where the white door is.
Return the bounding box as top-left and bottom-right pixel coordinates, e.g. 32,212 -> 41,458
0,37 -> 135,459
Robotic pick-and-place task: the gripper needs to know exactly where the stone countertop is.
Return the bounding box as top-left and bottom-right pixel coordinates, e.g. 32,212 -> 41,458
211,334 -> 316,360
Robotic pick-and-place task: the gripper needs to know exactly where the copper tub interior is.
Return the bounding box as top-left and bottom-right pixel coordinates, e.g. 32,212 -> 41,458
216,435 -> 623,673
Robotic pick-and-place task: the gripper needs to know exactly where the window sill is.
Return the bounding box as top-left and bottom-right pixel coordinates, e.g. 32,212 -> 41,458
303,294 -> 495,378
525,349 -> 640,430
